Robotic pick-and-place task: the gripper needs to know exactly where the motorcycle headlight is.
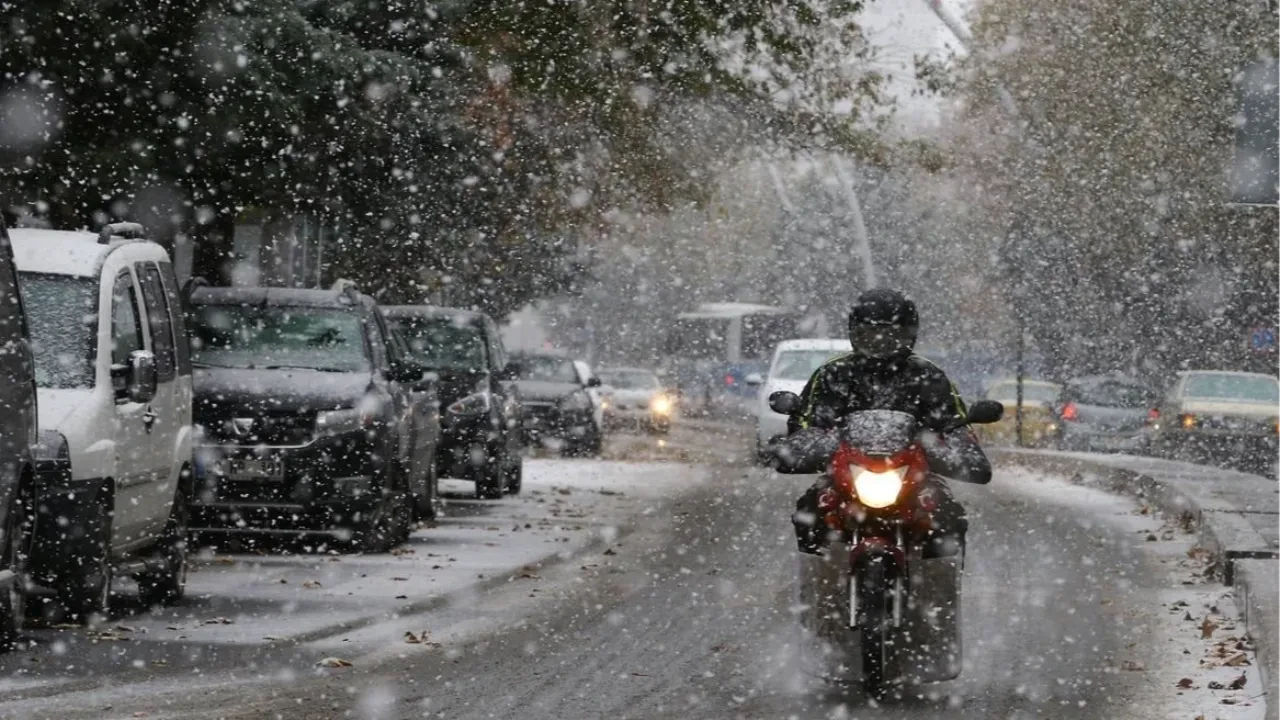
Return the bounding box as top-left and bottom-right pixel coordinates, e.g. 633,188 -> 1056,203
560,391 -> 592,412
448,392 -> 491,416
650,395 -> 673,415
852,466 -> 907,509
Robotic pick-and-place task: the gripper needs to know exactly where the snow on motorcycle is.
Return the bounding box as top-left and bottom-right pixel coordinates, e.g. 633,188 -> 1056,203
767,391 -> 1003,699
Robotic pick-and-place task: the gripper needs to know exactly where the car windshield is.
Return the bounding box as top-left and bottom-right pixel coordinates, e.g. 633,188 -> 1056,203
389,316 -> 487,371
599,370 -> 659,390
516,356 -> 578,383
1183,374 -> 1280,404
771,349 -> 847,381
20,273 -> 97,389
1068,379 -> 1157,408
189,305 -> 370,372
987,381 -> 1060,404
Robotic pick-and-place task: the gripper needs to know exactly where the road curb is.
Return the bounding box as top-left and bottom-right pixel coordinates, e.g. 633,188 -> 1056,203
991,448 -> 1277,720
287,523 -> 622,646
1234,558 -> 1279,720
990,450 -> 1277,574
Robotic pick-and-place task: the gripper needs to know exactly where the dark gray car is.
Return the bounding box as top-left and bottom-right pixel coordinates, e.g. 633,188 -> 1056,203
0,221 -> 36,647
1054,375 -> 1159,453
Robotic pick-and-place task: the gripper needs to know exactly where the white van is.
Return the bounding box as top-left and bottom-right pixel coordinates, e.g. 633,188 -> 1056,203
11,223 -> 192,621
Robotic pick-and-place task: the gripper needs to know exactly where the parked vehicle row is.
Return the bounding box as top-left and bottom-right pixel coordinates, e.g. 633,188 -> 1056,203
0,220 -> 648,641
976,370 -> 1278,475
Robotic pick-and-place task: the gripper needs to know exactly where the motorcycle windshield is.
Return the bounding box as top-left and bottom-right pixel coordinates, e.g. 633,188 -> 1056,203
840,410 -> 918,456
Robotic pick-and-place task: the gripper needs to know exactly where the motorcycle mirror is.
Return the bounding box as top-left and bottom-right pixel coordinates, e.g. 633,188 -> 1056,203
966,399 -> 1004,425
768,390 -> 801,415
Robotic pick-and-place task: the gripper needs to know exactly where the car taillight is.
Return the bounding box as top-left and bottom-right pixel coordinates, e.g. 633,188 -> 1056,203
724,374 -> 735,386
1145,408 -> 1159,425
1061,402 -> 1078,421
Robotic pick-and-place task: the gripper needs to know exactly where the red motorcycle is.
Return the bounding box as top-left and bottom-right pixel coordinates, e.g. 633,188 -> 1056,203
769,393 -> 1002,698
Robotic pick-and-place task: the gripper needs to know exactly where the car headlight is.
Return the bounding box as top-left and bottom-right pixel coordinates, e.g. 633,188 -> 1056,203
316,407 -> 376,435
559,391 -> 592,412
852,466 -> 907,509
448,392 -> 491,416
650,395 -> 673,415
34,429 -> 70,463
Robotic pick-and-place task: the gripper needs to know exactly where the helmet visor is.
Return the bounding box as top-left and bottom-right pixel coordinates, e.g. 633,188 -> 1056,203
850,323 -> 915,358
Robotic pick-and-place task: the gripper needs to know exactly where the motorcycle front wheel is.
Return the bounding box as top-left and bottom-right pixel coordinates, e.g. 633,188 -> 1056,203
857,559 -> 893,700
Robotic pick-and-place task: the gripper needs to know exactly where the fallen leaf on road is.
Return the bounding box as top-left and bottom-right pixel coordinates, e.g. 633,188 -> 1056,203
1228,673 -> 1247,690
263,636 -> 281,641
1176,678 -> 1194,689
1223,652 -> 1251,667
1201,617 -> 1218,639
392,576 -> 408,581
404,631 -> 425,644
391,548 -> 415,556
1221,698 -> 1238,705
603,548 -> 617,556
394,595 -> 408,599
315,657 -> 353,668
1145,533 -> 1158,542
1208,681 -> 1225,690
203,617 -> 235,625
1120,660 -> 1145,671
302,580 -> 322,589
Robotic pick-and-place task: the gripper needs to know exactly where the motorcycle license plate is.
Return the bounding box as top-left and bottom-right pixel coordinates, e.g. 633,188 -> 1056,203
221,456 -> 285,482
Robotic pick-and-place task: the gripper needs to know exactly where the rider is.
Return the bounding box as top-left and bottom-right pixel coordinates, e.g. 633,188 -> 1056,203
786,288 -> 992,555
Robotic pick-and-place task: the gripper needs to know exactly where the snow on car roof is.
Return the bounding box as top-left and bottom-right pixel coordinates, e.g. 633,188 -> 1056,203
9,228 -> 115,277
1178,370 -> 1278,380
381,305 -> 489,323
676,302 -> 792,319
774,338 -> 851,352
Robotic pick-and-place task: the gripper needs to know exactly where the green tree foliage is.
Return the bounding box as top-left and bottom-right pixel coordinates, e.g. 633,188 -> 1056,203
0,0 -> 884,318
950,0 -> 1278,378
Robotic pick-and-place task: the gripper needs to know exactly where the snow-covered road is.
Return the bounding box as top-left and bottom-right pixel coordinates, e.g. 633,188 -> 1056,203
0,423 -> 1263,720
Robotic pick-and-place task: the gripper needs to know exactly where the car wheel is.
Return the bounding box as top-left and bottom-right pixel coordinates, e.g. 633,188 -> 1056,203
414,452 -> 440,523
476,451 -> 506,500
504,457 -> 523,495
57,491 -> 112,624
0,477 -> 34,650
137,471 -> 191,607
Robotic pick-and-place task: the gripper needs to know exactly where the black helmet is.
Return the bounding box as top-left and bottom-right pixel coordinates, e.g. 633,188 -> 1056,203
848,288 -> 918,358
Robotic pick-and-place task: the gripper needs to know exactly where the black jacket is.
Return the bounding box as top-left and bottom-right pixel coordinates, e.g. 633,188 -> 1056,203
786,352 -> 991,484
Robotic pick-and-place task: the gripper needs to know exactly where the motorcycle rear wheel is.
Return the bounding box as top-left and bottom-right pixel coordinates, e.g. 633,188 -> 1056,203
857,560 -> 893,700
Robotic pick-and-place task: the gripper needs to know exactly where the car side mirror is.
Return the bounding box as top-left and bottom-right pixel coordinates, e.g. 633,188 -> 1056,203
586,376 -> 602,388
966,399 -> 1004,425
114,350 -> 157,404
768,390 -> 801,415
744,373 -> 764,387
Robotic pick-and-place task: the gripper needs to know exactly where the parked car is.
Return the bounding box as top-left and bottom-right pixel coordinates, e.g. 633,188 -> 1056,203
597,367 -> 676,433
746,338 -> 851,461
186,286 -> 438,551
0,220 -> 37,646
976,378 -> 1062,447
382,306 -> 523,499
1054,374 -> 1159,453
1150,370 -> 1279,473
509,352 -> 605,456
12,223 -> 191,620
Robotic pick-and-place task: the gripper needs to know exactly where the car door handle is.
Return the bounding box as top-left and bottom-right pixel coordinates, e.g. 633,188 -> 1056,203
143,408 -> 158,431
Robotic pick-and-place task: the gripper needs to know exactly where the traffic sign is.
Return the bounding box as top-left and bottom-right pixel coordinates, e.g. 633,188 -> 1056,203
1248,327 -> 1276,352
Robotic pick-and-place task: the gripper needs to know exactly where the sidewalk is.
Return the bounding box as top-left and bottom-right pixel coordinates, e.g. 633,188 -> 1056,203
992,448 -> 1278,720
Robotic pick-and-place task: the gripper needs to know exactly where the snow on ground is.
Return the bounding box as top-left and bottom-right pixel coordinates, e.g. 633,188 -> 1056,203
991,466 -> 1267,720
0,459 -> 707,698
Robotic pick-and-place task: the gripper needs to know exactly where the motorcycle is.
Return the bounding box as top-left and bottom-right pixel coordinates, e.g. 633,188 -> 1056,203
767,391 -> 1003,699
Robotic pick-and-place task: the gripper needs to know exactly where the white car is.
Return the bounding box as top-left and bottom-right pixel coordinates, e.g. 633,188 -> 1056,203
747,338 -> 851,458
13,223 -> 193,621
597,367 -> 676,433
